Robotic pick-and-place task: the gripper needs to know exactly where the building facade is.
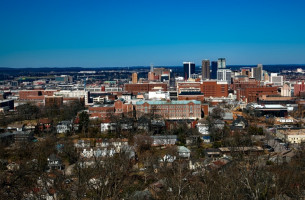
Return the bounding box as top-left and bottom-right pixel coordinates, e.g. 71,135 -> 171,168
252,64 -> 263,81
202,60 -> 210,79
183,62 -> 195,80
132,72 -> 138,84
124,83 -> 167,94
210,61 -> 218,79
217,69 -> 232,84
135,100 -> 202,120
217,58 -> 226,69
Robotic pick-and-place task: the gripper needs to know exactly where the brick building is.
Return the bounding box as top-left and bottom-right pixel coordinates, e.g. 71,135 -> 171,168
242,87 -> 279,102
201,81 -> 228,97
44,96 -> 63,107
114,100 -> 134,116
124,83 -> 167,94
89,104 -> 115,119
19,90 -> 57,100
232,80 -> 279,102
135,100 -> 202,120
294,81 -> 305,97
177,81 -> 228,98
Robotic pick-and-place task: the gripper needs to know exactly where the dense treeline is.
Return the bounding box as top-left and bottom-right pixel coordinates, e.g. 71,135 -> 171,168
0,100 -> 84,128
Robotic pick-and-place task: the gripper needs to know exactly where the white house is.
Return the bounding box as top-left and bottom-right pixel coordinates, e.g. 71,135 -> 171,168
100,123 -> 116,132
56,121 -> 72,134
151,135 -> 177,146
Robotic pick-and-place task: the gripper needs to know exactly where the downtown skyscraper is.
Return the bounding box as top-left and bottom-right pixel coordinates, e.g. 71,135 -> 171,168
252,64 -> 263,81
183,62 -> 195,80
201,59 -> 210,79
217,58 -> 226,69
210,61 -> 218,79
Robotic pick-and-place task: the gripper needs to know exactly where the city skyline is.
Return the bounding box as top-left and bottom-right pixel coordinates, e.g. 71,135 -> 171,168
1,0 -> 305,68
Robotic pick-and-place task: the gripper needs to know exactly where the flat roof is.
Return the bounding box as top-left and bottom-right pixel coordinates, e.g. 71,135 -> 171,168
136,100 -> 201,105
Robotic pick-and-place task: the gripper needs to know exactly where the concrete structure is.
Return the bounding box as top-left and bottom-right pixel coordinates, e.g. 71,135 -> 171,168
217,69 -> 232,84
217,58 -> 226,69
54,90 -> 86,98
252,64 -> 263,81
147,91 -> 170,100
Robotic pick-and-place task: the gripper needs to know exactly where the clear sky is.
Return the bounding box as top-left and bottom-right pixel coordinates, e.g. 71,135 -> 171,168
0,0 -> 305,68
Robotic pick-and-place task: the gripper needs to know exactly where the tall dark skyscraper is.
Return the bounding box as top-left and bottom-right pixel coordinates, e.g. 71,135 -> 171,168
201,59 -> 210,79
210,61 -> 218,79
183,62 -> 195,80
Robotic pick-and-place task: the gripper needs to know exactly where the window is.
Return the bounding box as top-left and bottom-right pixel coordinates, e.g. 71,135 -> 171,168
190,105 -> 193,113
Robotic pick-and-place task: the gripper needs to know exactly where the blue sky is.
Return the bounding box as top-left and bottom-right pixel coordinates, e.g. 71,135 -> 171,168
0,0 -> 305,67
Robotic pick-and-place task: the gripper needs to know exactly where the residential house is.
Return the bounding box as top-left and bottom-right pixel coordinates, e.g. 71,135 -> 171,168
231,116 -> 248,130
37,118 -> 53,132
56,121 -> 72,134
196,119 -> 209,135
186,135 -> 201,146
150,135 -> 177,146
47,154 -> 64,171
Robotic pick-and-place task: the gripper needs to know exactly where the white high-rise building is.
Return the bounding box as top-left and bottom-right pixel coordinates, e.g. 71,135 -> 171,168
217,69 -> 231,84
217,58 -> 226,69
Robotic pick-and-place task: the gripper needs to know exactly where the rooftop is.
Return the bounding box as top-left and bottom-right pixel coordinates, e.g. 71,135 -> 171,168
136,100 -> 201,105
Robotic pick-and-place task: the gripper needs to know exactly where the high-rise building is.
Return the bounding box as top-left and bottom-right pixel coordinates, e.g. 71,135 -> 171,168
217,69 -> 232,84
148,72 -> 155,81
217,58 -> 226,69
210,61 -> 218,79
132,72 -> 138,84
183,62 -> 195,80
252,64 -> 263,81
201,59 -> 210,79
